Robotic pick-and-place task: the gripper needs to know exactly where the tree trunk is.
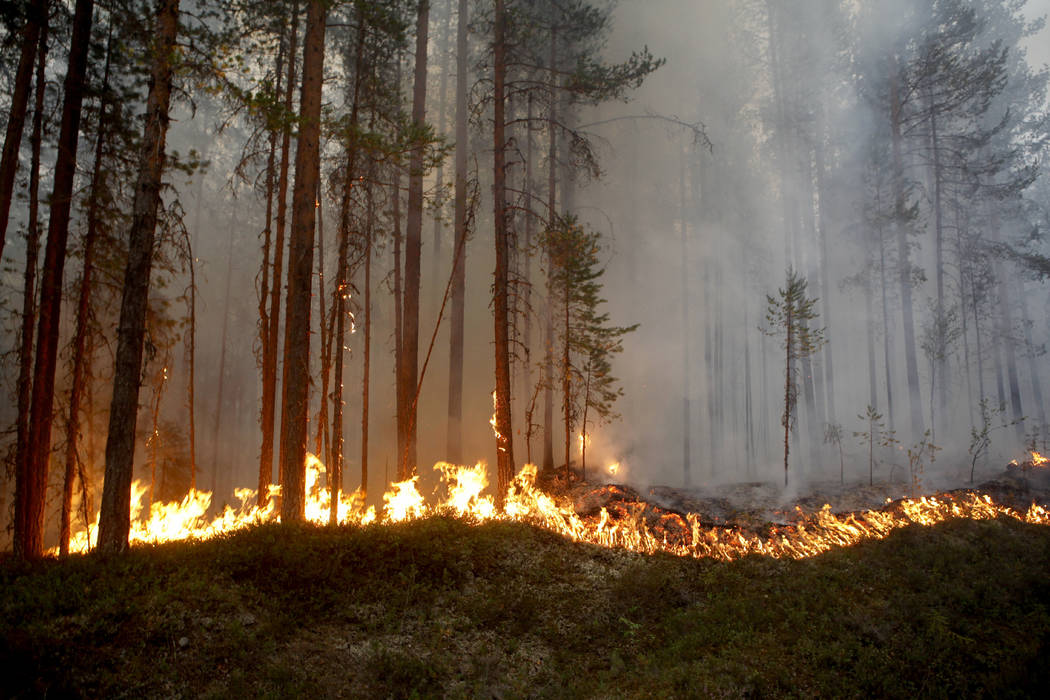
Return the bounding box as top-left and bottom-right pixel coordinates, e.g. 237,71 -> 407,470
63,20 -> 110,555
493,0 -> 515,502
431,0 -> 452,313
784,304 -> 793,487
361,166 -> 374,501
541,26 -> 558,475
889,64 -> 924,441
0,0 -> 46,261
19,0 -> 94,559
446,0 -> 469,464
679,151 -> 691,487
210,224 -> 235,498
279,0 -> 327,523
398,0 -> 430,479
257,24 -> 286,505
97,0 -> 179,553
267,5 -> 299,500
14,12 -> 48,555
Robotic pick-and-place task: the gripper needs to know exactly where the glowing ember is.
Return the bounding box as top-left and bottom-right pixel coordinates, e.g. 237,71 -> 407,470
607,462 -> 620,476
56,457 -> 1050,561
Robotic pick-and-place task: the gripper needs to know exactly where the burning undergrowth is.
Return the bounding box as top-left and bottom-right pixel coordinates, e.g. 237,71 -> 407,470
54,452 -> 1050,562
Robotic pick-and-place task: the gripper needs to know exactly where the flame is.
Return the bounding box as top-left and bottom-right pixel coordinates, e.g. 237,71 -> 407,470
607,462 -> 620,476
56,457 -> 1050,561
1032,451 -> 1048,466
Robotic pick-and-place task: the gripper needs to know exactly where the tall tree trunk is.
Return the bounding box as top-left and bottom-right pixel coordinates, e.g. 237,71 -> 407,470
210,224 -> 235,497
889,64 -> 924,441
268,5 -> 299,499
814,105 -> 836,425
258,25 -> 286,505
784,305 -> 793,487
1019,282 -> 1046,439
279,0 -> 327,523
314,183 -> 330,463
186,238 -> 197,491
398,0 -> 430,479
63,20 -> 110,555
361,165 -> 374,501
0,0 -> 46,261
431,0 -> 452,312
14,12 -> 48,554
331,14 -> 367,524
97,0 -> 179,553
679,151 -> 691,487
19,0 -> 94,559
492,0 -> 515,501
446,0 -> 469,464
929,95 -> 949,433
541,25 -> 558,475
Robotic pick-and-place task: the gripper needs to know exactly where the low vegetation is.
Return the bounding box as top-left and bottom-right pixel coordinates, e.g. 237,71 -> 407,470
2,515 -> 1049,698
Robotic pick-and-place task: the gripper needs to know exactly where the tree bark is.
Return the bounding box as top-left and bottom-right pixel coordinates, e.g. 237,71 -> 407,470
279,0 -> 327,523
267,5 -> 299,501
399,0 -> 430,479
493,0 -> 515,502
63,20 -> 110,555
19,0 -> 94,559
97,0 -> 179,553
446,0 -> 469,464
13,11 -> 48,555
0,0 -> 46,261
541,25 -> 558,475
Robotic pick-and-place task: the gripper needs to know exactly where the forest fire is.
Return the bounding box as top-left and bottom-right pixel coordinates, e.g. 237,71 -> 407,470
55,457 -> 1050,560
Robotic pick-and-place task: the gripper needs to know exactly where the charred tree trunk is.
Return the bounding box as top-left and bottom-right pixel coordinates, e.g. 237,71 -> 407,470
493,0 -> 515,501
446,0 -> 469,464
279,0 -> 327,523
19,0 -> 94,559
361,166 -> 375,501
0,0 -> 46,261
97,0 -> 179,553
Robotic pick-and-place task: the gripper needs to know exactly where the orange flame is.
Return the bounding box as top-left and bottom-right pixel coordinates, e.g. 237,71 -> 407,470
56,458 -> 1050,560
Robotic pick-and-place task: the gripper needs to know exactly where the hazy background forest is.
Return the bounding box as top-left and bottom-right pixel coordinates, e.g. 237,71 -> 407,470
2,0 -> 1050,554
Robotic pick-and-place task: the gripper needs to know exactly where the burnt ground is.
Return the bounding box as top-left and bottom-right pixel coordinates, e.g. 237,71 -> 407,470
539,459 -> 1050,543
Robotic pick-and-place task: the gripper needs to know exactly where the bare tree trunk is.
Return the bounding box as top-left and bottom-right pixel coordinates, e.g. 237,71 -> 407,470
784,305 -> 793,487
446,0 -> 469,464
431,0 -> 452,311
97,0 -> 179,553
541,25 -> 558,475
361,169 -> 374,501
493,0 -> 515,502
399,0 -> 430,479
279,0 -> 327,523
267,5 -> 299,501
258,26 -> 286,504
210,225 -> 235,498
186,238 -> 198,491
889,64 -> 924,441
63,20 -> 110,555
19,0 -> 94,559
14,13 -> 47,553
0,0 -> 46,260
679,150 -> 691,487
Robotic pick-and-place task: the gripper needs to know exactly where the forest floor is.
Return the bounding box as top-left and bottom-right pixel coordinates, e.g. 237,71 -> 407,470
3,469 -> 1050,698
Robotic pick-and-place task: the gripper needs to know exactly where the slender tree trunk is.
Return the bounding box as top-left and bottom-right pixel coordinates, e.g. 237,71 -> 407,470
258,27 -> 286,504
563,272 -> 571,481
187,239 -> 198,491
19,0 -> 94,559
679,151 -> 690,487
431,0 -> 452,311
814,106 -> 835,425
210,225 -> 235,497
541,26 -> 558,475
784,305 -> 793,487
492,0 -> 515,501
878,217 -> 895,433
14,14 -> 48,553
315,184 -> 330,463
1020,283 -> 1046,438
0,0 -> 46,261
446,0 -> 469,464
63,20 -> 110,555
361,168 -> 374,501
398,0 -> 430,479
279,0 -> 327,523
889,65 -> 924,441
97,0 -> 179,553
267,5 -> 299,500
